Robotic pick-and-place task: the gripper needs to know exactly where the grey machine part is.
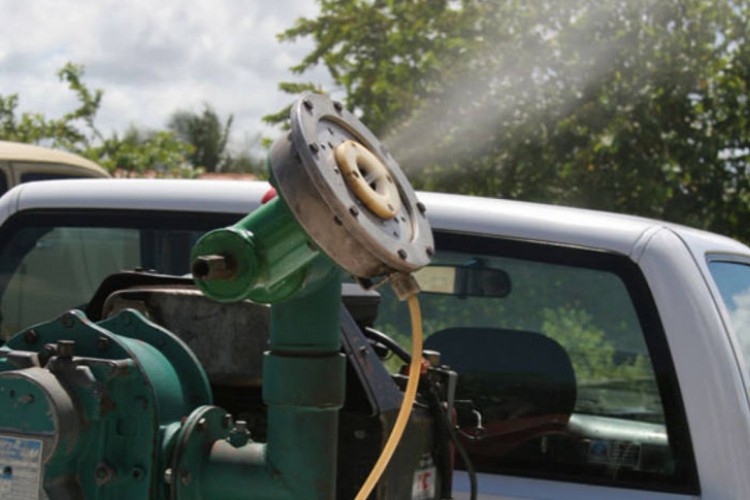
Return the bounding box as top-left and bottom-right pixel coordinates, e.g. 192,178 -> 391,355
270,93 -> 434,280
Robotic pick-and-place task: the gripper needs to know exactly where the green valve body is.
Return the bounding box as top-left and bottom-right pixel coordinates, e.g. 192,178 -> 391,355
191,194 -> 329,304
189,187 -> 346,499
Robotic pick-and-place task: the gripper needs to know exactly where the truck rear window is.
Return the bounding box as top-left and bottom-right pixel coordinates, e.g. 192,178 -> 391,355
0,209 -> 240,339
373,232 -> 698,494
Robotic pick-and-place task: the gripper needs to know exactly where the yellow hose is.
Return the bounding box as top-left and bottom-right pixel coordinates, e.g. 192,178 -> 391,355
354,294 -> 424,500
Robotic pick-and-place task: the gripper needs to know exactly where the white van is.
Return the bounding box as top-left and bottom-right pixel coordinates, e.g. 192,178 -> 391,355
0,140 -> 109,195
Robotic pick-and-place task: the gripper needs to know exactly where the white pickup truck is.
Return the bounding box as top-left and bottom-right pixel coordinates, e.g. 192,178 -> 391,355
1,178 -> 749,499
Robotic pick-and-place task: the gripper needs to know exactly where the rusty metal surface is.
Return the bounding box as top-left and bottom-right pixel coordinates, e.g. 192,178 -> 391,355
103,288 -> 270,386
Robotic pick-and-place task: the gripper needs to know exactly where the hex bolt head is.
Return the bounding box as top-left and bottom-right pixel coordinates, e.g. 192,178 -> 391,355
426,246 -> 435,257
398,249 -> 408,260
333,101 -> 343,113
235,420 -> 248,433
309,143 -> 320,154
192,254 -> 235,281
303,99 -> 314,111
24,330 -> 39,345
349,206 -> 360,217
57,340 -> 75,359
62,313 -> 76,328
163,468 -> 173,484
197,418 -> 207,432
223,414 -> 233,429
416,201 -> 427,214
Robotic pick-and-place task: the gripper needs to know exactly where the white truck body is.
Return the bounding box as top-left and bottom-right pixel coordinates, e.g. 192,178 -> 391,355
1,178 -> 749,499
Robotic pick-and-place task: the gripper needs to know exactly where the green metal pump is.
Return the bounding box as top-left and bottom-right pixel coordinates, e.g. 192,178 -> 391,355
0,93 -> 433,499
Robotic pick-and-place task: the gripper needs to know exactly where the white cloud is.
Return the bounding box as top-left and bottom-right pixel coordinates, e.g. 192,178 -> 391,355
0,0 -> 332,150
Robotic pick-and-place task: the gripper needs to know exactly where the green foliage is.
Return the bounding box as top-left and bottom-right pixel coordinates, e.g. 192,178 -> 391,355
84,127 -> 200,178
277,0 -> 750,242
0,63 -> 99,148
0,63 -> 190,175
167,104 -> 233,172
270,0 -> 479,134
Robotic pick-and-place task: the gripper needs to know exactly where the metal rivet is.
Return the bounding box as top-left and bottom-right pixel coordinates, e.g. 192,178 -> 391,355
309,143 -> 319,154
426,246 -> 435,257
333,101 -> 343,112
223,414 -> 233,429
164,468 -> 173,484
95,463 -> 114,485
333,216 -> 343,226
197,418 -> 207,432
398,249 -> 408,260
416,201 -> 426,214
303,99 -> 314,111
349,206 -> 359,217
131,467 -> 145,480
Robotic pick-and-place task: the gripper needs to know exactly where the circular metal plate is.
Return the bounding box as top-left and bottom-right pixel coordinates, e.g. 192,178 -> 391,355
270,93 -> 434,279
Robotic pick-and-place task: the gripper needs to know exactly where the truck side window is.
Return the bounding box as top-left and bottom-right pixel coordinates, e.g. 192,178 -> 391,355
373,232 -> 698,494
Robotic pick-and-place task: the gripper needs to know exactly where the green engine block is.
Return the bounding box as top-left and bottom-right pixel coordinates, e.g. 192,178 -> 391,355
0,309 -> 212,499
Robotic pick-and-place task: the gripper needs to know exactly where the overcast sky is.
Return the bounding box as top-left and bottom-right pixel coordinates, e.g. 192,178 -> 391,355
0,0 -> 333,151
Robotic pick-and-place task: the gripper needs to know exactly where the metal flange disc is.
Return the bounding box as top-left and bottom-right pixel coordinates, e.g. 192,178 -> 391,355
270,93 -> 434,279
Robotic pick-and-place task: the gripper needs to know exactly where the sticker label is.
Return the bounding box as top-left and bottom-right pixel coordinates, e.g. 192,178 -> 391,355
588,439 -> 641,469
412,454 -> 436,499
0,435 -> 43,499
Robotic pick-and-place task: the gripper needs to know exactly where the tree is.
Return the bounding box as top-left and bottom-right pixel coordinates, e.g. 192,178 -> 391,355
0,63 -> 192,176
168,104 -> 233,172
87,126 -> 198,178
0,63 -> 102,149
274,0 -> 750,242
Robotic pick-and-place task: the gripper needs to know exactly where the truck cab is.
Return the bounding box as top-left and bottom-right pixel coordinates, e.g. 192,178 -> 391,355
0,178 -> 749,499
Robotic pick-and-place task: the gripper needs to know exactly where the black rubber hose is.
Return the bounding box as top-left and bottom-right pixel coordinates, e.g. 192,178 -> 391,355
364,327 -> 412,363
